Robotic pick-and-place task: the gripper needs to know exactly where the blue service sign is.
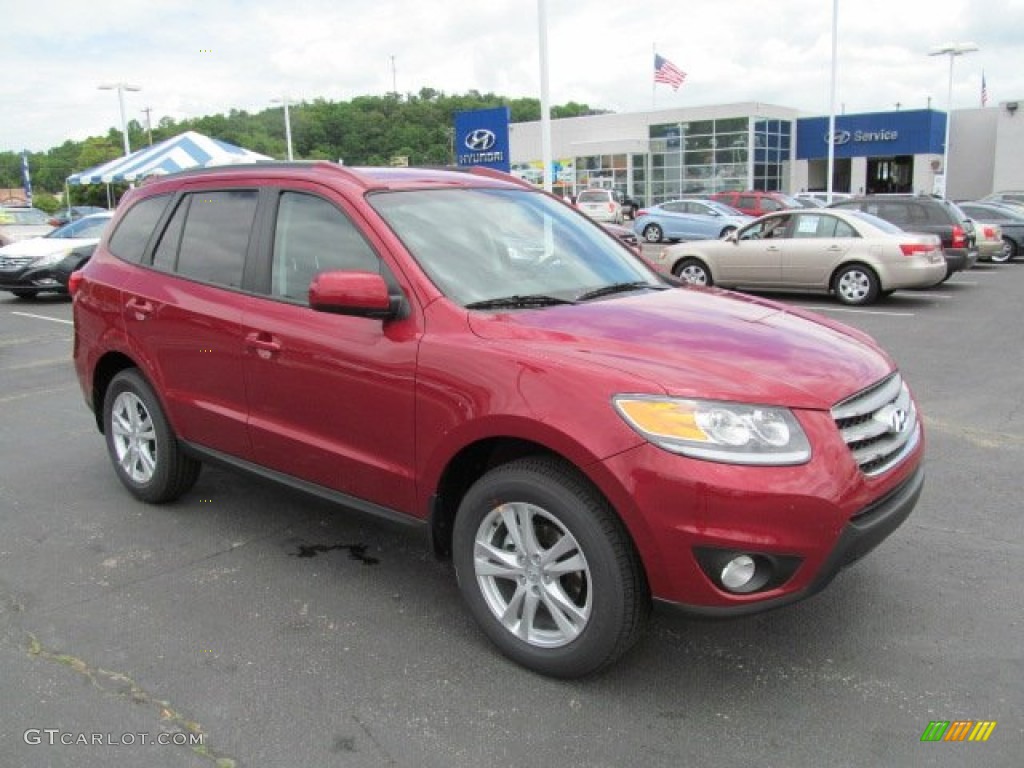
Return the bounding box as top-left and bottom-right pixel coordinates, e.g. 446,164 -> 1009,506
454,107 -> 511,172
796,110 -> 946,160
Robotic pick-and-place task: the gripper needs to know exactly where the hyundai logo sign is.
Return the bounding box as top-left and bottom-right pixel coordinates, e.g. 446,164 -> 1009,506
464,129 -> 497,152
826,130 -> 852,145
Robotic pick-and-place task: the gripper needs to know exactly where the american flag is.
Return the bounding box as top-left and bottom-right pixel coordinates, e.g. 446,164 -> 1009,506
981,71 -> 988,107
654,54 -> 686,90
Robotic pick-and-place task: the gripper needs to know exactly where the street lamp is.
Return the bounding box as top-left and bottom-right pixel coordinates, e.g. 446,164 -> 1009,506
928,42 -> 978,197
99,82 -> 142,156
271,96 -> 294,161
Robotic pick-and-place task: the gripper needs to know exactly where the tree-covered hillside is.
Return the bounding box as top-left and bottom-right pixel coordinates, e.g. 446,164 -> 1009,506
1,89 -> 607,203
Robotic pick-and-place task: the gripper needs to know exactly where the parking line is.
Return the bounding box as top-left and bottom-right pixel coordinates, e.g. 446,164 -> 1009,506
10,311 -> 73,326
801,306 -> 915,317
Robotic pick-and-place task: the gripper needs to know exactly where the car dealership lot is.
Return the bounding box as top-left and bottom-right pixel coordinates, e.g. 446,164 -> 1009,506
1,266 -> 1022,766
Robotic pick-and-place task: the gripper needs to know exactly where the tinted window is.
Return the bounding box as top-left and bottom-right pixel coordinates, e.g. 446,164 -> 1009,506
578,190 -> 610,203
108,194 -> 171,263
175,190 -> 257,288
271,192 -> 379,302
151,197 -> 189,272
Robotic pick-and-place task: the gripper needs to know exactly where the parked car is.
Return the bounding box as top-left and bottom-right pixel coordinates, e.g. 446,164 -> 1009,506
0,206 -> 54,246
709,190 -> 803,217
0,211 -> 113,298
576,188 -> 624,224
632,199 -> 751,243
48,205 -> 109,228
828,195 -> 977,280
72,162 -> 924,678
980,190 -> 1024,209
620,194 -> 644,220
958,201 -> 1024,262
653,208 -> 946,305
795,191 -> 853,205
967,219 -> 1004,263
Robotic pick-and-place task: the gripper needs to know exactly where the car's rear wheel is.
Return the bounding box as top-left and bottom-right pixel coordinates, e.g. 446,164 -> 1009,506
103,370 -> 201,503
674,258 -> 712,286
642,224 -> 663,243
10,290 -> 35,299
993,237 -> 1015,263
833,263 -> 879,305
452,457 -> 649,678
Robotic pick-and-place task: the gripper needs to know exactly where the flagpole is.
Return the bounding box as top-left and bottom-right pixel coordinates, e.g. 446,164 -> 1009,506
652,43 -> 657,111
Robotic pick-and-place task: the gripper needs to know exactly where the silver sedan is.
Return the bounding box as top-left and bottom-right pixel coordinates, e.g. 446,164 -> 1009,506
652,208 -> 947,305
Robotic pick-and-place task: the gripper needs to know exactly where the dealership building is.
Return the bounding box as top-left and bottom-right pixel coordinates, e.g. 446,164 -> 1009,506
505,99 -> 1024,204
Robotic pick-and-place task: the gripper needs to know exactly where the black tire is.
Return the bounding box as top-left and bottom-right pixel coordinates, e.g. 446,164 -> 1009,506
993,237 -> 1015,263
642,224 -> 663,243
11,290 -> 35,299
833,263 -> 879,306
102,369 -> 201,503
452,457 -> 649,678
673,257 -> 713,286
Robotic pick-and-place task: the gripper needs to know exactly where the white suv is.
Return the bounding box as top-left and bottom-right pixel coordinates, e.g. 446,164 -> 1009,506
576,188 -> 624,224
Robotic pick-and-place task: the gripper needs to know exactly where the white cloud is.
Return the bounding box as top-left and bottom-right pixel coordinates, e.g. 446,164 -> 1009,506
4,0 -> 1020,152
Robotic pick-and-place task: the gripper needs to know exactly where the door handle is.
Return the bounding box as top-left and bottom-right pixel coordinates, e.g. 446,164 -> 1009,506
245,332 -> 282,359
125,297 -> 154,320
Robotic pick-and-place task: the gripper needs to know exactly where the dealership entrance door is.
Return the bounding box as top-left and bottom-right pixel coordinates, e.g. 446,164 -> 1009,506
805,158 -> 851,193
867,156 -> 914,194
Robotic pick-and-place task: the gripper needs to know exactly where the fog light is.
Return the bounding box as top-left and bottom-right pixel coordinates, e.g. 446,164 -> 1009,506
721,555 -> 757,591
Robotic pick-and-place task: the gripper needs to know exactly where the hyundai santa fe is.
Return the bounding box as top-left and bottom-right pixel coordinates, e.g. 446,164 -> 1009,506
71,162 -> 925,678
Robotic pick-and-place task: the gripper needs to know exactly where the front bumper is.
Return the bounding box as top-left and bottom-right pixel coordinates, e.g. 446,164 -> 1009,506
594,408 -> 924,614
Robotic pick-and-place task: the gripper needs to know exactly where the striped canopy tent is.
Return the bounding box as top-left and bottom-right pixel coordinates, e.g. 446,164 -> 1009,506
67,131 -> 272,185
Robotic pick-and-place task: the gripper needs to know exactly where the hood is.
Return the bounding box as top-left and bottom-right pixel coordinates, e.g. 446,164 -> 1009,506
0,236 -> 93,258
467,287 -> 893,409
0,225 -> 55,244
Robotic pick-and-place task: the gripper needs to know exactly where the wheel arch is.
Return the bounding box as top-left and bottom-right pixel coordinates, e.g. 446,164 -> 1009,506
427,436 -> 654,585
90,351 -> 143,433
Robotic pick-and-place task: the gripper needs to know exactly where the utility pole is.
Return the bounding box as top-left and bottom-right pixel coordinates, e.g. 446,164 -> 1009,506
389,55 -> 397,95
141,107 -> 154,145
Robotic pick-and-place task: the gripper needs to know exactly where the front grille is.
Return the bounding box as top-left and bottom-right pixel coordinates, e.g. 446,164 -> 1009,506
0,255 -> 33,271
832,373 -> 919,476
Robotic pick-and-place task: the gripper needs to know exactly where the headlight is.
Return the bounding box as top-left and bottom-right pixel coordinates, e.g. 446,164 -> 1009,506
32,249 -> 72,268
613,395 -> 811,465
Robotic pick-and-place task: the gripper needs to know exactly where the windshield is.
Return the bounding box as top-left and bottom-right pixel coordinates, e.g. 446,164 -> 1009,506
370,188 -> 661,307
704,200 -> 745,217
47,215 -> 111,239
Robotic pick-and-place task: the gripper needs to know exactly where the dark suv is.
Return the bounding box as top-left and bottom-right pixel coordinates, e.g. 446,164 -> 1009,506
71,162 -> 924,677
829,195 -> 977,279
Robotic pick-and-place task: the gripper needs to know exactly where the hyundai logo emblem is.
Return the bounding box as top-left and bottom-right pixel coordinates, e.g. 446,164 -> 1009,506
825,130 -> 851,146
888,408 -> 908,434
464,129 -> 497,152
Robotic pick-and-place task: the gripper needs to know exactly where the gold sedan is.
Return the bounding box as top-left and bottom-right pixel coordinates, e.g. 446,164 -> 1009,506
652,208 -> 947,306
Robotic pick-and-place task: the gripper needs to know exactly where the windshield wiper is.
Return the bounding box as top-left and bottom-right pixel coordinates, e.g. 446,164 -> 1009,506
575,281 -> 665,302
465,294 -> 576,310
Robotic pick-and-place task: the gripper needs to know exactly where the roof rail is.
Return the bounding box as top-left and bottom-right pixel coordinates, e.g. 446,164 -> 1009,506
140,160 -> 378,190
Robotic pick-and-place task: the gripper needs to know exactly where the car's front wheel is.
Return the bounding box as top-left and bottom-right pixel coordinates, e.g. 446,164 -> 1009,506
642,224 -> 663,243
674,258 -> 713,286
103,370 -> 201,503
833,263 -> 879,305
452,457 -> 649,678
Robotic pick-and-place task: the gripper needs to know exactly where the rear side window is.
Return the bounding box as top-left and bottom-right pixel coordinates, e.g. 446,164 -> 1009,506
175,190 -> 258,288
108,194 -> 171,263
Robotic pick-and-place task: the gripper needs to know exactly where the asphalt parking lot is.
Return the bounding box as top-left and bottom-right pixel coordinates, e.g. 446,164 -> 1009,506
1,264 -> 1022,767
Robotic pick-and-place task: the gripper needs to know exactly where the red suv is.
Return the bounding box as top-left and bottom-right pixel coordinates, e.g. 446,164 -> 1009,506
72,163 -> 924,677
710,190 -> 803,217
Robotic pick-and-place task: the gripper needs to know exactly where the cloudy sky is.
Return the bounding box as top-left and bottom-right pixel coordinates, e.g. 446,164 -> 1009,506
4,0 -> 1021,153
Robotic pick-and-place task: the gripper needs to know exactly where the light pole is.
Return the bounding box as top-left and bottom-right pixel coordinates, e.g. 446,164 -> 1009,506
928,42 -> 978,197
98,82 -> 141,156
271,96 -> 294,161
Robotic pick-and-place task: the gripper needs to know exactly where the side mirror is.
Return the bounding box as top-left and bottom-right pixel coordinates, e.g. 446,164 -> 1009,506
309,271 -> 402,319
725,230 -> 739,243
